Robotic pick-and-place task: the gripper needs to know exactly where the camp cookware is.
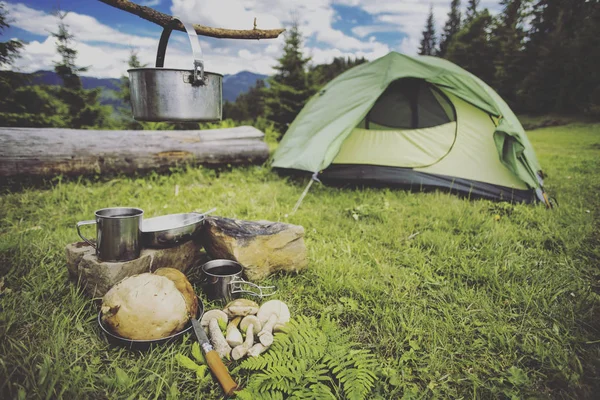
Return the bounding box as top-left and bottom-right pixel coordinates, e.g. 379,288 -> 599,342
191,316 -> 238,396
98,297 -> 238,396
128,17 -> 222,122
200,259 -> 276,302
76,207 -> 143,262
97,296 -> 204,351
141,208 -> 216,248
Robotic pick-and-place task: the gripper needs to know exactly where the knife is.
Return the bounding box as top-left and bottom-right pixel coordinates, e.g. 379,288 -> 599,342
191,316 -> 238,396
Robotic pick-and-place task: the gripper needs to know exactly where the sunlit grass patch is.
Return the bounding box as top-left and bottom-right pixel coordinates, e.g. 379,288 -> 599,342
1,123 -> 599,399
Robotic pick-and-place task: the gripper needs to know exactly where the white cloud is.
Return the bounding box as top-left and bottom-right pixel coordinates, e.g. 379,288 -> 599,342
352,25 -> 397,38
4,3 -> 157,48
139,0 -> 162,6
342,0 -> 502,54
5,0 -> 502,78
170,0 -> 389,51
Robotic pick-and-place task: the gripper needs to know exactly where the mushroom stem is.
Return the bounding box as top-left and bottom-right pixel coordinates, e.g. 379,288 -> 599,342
247,343 -> 269,357
209,318 -> 232,359
231,323 -> 254,360
257,314 -> 277,347
226,317 -> 243,347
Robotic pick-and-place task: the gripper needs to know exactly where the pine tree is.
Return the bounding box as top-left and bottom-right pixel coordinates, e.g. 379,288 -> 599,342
0,4 -> 28,126
520,0 -> 599,114
244,79 -> 266,120
264,20 -> 313,134
491,0 -> 528,106
50,11 -> 109,128
52,12 -> 87,90
118,50 -> 146,129
465,0 -> 480,24
418,7 -> 437,56
0,3 -> 23,68
445,9 -> 495,83
310,56 -> 367,88
120,50 -> 144,107
438,0 -> 462,57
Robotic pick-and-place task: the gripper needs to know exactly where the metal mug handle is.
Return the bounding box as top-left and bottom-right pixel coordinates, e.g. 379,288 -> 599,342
76,220 -> 97,249
155,16 -> 204,84
230,277 -> 277,299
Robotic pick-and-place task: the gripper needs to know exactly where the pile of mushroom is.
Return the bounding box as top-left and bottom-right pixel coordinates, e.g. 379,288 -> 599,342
199,299 -> 290,360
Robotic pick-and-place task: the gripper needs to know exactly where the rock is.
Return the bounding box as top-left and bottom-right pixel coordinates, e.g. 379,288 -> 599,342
201,217 -> 308,281
65,239 -> 204,297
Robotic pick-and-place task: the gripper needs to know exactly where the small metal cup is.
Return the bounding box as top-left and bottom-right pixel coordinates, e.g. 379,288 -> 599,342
76,207 -> 144,262
199,259 -> 276,303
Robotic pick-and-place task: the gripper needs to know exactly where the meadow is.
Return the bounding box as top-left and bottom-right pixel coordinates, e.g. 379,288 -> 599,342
0,122 -> 598,399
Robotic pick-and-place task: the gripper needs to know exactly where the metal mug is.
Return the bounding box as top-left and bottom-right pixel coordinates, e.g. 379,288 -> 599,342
200,259 -> 276,303
76,207 -> 144,262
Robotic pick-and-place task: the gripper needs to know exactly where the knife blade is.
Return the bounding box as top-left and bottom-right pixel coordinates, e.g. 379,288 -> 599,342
191,317 -> 238,396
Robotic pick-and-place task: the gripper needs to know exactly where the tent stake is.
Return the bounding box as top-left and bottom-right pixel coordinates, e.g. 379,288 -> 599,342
291,173 -> 320,214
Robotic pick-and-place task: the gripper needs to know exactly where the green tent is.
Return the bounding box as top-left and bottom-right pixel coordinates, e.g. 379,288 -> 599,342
273,52 -> 549,203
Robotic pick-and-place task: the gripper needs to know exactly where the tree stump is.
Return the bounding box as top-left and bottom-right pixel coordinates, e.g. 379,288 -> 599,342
201,217 -> 308,281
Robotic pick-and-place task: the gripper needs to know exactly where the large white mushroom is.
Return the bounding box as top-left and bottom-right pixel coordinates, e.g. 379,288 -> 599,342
247,343 -> 269,357
256,300 -> 290,347
209,319 -> 232,359
223,298 -> 259,318
231,323 -> 254,360
200,309 -> 231,358
200,309 -> 228,330
225,317 -> 243,347
101,273 -> 190,340
239,315 -> 262,336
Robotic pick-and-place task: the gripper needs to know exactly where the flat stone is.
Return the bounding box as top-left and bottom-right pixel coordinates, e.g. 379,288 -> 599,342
65,239 -> 203,297
201,217 -> 308,281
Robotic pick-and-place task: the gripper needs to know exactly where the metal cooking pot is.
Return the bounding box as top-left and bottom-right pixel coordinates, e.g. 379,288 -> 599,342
128,17 -> 222,122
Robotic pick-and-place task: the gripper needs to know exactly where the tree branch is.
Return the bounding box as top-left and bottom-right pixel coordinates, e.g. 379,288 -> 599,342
98,0 -> 285,40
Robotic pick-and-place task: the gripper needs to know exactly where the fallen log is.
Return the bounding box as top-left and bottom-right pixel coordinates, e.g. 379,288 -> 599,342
0,126 -> 269,178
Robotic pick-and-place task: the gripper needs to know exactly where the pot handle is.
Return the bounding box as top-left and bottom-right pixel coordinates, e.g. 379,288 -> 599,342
156,17 -> 204,84
230,278 -> 277,299
76,220 -> 97,249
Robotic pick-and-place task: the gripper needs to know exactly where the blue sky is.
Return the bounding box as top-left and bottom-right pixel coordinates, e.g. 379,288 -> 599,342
1,0 -> 501,78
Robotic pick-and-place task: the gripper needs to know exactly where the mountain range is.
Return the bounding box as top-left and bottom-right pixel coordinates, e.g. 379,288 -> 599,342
25,70 -> 268,108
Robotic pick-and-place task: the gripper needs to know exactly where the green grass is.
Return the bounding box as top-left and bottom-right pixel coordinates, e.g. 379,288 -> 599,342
1,122 -> 599,399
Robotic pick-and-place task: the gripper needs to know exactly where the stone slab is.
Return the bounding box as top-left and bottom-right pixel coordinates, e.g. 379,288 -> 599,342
65,239 -> 204,298
201,217 -> 308,281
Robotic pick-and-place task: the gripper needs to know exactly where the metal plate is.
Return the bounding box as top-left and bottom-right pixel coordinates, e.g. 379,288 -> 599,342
141,213 -> 206,248
98,297 -> 204,351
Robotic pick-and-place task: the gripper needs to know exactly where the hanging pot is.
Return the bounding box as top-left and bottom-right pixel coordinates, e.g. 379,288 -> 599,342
128,17 -> 222,122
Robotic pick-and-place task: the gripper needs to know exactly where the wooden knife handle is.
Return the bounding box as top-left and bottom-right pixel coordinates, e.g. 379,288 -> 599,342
205,350 -> 238,396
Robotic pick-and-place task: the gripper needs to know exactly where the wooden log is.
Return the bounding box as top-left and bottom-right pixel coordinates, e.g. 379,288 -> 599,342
0,126 -> 269,178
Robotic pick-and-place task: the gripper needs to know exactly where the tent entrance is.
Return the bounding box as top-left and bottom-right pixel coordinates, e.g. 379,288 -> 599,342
332,79 -> 458,168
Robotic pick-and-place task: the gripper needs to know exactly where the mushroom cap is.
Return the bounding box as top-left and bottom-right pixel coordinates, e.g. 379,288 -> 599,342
153,267 -> 198,318
101,274 -> 188,340
240,315 -> 262,335
257,300 -> 290,325
223,298 -> 259,317
200,309 -> 229,327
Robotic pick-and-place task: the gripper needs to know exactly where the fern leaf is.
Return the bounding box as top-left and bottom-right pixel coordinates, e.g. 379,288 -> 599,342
238,313 -> 378,400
